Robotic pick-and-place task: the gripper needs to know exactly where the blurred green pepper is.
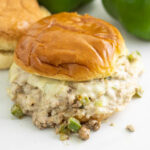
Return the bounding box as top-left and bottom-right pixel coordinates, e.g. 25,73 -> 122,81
38,0 -> 93,14
102,0 -> 150,40
11,104 -> 24,119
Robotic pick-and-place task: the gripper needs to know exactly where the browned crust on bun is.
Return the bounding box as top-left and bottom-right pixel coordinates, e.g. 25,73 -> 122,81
15,12 -> 127,81
0,0 -> 50,51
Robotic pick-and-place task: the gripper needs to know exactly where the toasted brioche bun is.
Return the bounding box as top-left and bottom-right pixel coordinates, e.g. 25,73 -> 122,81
15,12 -> 127,81
0,0 -> 50,51
0,51 -> 13,69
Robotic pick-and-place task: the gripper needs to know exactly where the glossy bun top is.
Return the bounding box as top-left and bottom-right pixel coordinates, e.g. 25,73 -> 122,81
15,12 -> 127,81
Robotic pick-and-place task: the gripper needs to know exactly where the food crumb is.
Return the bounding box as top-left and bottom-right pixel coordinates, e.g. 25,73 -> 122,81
126,124 -> 135,132
60,133 -> 69,141
79,126 -> 90,140
109,123 -> 115,127
103,119 -> 108,123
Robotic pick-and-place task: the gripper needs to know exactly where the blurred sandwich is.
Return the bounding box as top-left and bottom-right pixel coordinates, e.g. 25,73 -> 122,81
0,0 -> 50,69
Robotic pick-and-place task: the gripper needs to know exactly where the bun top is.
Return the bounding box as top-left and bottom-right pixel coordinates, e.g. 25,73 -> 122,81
0,0 -> 50,50
15,12 -> 127,81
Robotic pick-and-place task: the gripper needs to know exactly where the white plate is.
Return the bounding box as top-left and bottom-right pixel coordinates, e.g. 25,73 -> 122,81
0,0 -> 150,150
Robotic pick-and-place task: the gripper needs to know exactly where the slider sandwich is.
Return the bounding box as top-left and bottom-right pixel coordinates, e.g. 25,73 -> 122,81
8,12 -> 143,140
0,0 -> 50,69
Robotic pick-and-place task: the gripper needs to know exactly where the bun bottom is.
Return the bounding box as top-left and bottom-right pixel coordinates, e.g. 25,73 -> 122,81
0,37 -> 16,52
0,51 -> 13,69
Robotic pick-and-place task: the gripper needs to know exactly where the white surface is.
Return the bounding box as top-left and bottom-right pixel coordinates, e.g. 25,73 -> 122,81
0,0 -> 150,150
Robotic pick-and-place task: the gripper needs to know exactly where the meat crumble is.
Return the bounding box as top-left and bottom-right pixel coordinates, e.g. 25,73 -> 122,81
8,52 -> 143,140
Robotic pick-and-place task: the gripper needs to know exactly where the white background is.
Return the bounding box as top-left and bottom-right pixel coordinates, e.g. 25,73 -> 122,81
0,0 -> 150,150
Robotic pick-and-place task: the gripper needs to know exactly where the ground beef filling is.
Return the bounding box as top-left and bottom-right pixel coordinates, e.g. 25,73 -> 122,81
8,53 -> 143,140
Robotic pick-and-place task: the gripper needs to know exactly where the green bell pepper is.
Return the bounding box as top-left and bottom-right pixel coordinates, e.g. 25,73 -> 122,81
11,104 -> 24,119
38,0 -> 93,14
68,117 -> 81,132
102,0 -> 150,40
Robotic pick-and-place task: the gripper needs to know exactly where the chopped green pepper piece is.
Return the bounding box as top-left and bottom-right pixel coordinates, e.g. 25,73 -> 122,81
128,51 -> 141,62
58,124 -> 70,135
134,87 -> 143,98
80,97 -> 90,105
128,54 -> 134,62
77,95 -> 90,106
68,117 -> 81,132
94,100 -> 103,107
11,104 -> 24,118
136,51 -> 141,56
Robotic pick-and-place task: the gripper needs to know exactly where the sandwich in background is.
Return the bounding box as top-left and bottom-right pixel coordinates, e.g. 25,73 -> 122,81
0,0 -> 50,69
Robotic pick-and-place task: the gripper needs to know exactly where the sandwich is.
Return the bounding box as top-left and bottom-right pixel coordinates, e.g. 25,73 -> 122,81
0,0 -> 50,69
8,12 -> 143,140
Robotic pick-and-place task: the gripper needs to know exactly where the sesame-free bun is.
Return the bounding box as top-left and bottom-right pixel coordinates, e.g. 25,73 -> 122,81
0,0 -> 50,51
15,12 -> 127,81
0,0 -> 50,69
